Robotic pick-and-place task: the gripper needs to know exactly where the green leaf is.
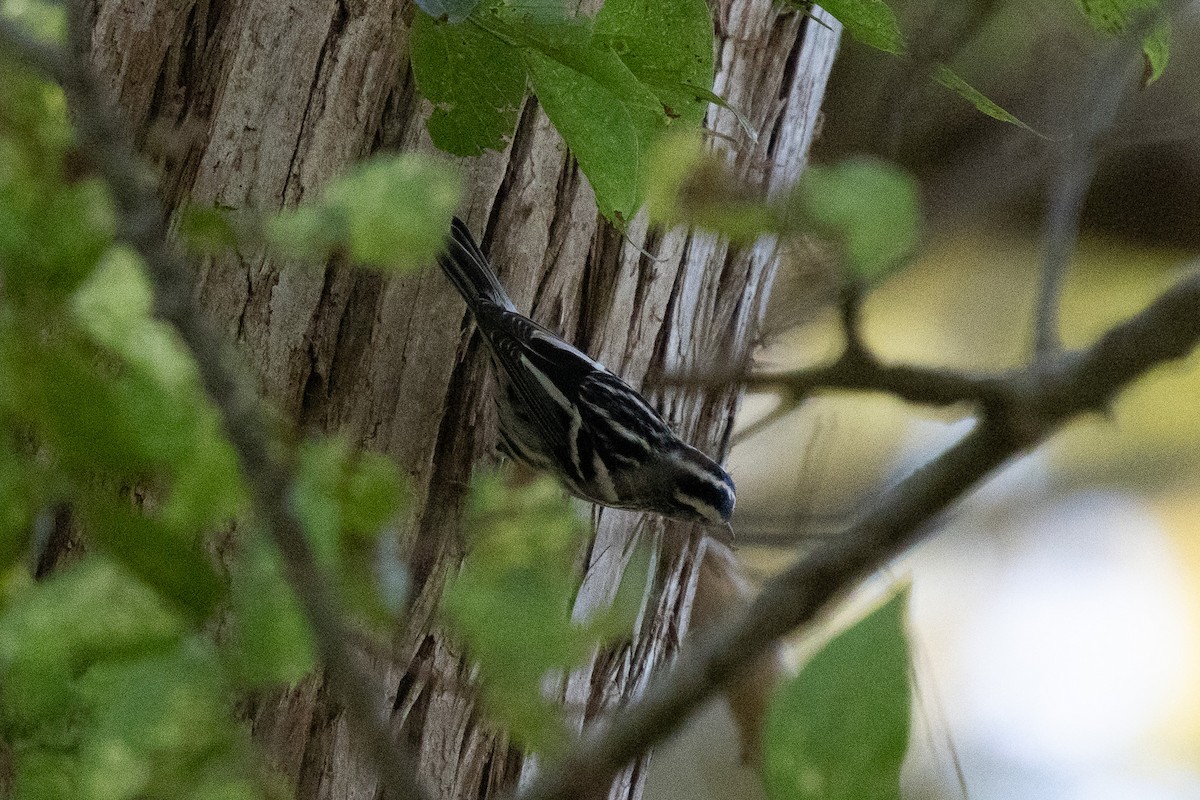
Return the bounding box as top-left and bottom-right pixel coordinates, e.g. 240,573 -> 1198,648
1141,20 -> 1169,84
0,558 -> 184,685
1073,0 -> 1160,33
264,204 -> 346,260
178,206 -> 240,254
644,130 -> 777,241
793,158 -> 919,282
484,10 -> 668,224
0,433 -> 47,571
410,0 -> 716,223
324,154 -> 461,270
686,84 -> 758,141
228,533 -> 315,686
932,66 -> 1036,133
0,176 -> 114,306
526,48 -> 664,223
0,0 -> 68,43
442,474 -> 594,750
815,0 -> 905,54
75,640 -> 241,800
410,10 -> 529,155
291,438 -> 408,629
763,589 -> 912,800
1072,0 -> 1169,84
78,500 -> 225,626
594,0 -> 716,127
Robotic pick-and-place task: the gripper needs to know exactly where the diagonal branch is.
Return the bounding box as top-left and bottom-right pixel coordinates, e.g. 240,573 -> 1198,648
0,20 -> 429,800
519,266 -> 1200,800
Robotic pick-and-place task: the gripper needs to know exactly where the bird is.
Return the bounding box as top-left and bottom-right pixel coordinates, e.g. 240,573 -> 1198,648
436,217 -> 735,526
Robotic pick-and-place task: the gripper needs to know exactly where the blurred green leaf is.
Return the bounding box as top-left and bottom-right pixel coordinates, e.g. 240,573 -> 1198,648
410,10 -> 528,155
1,64 -> 112,305
228,533 -> 315,687
294,439 -> 404,551
268,154 -> 460,270
0,556 -> 184,690
762,589 -> 912,800
1075,0 -> 1160,30
75,640 -> 238,800
644,130 -> 776,241
78,500 -> 224,625
0,0 -> 68,43
178,206 -> 240,255
0,432 -> 47,571
793,158 -> 919,282
71,249 -> 247,534
0,321 -> 154,475
0,177 -> 114,306
1141,21 -> 1169,84
291,438 -> 408,630
0,560 -> 260,800
292,439 -> 351,569
264,204 -> 346,261
326,155 -> 461,269
1071,0 -> 1169,84
442,474 -> 593,750
342,451 -> 406,539
814,0 -> 905,54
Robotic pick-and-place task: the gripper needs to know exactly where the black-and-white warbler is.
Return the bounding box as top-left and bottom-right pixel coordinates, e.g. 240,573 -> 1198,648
438,217 -> 736,525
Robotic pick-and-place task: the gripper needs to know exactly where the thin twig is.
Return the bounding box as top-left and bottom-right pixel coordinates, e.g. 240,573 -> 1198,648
1033,3 -> 1179,360
518,266 -> 1200,800
745,358 -> 1011,411
668,286 -> 1013,412
1034,37 -> 1141,359
0,20 -> 429,800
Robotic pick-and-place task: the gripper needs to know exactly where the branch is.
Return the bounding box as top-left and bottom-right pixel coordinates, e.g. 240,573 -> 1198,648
0,21 -> 428,800
673,286 -> 1014,413
519,266 -> 1200,800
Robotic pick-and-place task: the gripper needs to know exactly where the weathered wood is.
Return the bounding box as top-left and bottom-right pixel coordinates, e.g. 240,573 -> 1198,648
83,0 -> 839,796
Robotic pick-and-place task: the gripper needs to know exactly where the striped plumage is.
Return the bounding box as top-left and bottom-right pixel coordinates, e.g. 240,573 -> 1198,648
437,217 -> 735,525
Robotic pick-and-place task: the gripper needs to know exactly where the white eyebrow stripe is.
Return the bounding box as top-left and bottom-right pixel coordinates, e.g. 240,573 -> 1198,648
669,451 -> 730,488
673,491 -> 720,522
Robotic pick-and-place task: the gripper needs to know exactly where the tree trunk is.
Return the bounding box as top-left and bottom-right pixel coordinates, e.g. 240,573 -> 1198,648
80,0 -> 839,797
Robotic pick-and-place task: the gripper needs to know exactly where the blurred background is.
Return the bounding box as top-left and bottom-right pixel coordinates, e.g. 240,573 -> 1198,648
648,1 -> 1200,798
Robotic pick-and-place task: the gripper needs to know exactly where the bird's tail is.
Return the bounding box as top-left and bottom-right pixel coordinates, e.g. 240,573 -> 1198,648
437,217 -> 516,312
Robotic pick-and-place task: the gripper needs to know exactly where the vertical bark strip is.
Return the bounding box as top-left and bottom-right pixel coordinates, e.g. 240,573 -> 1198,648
82,0 -> 840,797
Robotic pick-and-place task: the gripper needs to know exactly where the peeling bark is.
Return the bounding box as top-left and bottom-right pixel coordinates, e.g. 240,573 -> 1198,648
80,1 -> 840,797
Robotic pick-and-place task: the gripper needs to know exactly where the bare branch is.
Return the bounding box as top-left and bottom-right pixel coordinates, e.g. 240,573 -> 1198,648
671,284 -> 1013,412
519,266 -> 1200,800
0,20 -> 428,800
744,357 -> 1011,411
